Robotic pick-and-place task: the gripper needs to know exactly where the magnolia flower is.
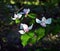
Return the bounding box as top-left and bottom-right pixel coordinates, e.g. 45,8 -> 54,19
18,23 -> 33,34
12,13 -> 22,20
36,17 -> 52,27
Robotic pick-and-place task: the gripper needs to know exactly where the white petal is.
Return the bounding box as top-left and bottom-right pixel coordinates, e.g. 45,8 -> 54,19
20,23 -> 23,29
21,23 -> 29,32
22,24 -> 29,30
36,18 -> 41,24
17,14 -> 22,18
27,8 -> 30,14
28,24 -> 33,30
45,18 -> 52,24
18,30 -> 25,34
14,14 -> 18,18
42,17 -> 46,22
12,17 -> 16,20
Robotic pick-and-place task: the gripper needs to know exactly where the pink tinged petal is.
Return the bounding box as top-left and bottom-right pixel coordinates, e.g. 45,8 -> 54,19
22,24 -> 29,32
24,29 -> 29,32
40,22 -> 46,27
18,30 -> 25,34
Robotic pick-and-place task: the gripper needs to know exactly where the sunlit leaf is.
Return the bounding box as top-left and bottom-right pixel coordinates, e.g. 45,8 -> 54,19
28,32 -> 34,38
35,27 -> 45,41
21,34 -> 30,47
15,19 -> 20,24
9,21 -> 14,25
28,13 -> 36,19
30,36 -> 37,44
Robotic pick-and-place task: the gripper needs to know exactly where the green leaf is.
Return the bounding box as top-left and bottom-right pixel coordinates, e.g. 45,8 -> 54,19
30,36 -> 37,44
35,27 -> 45,41
9,21 -> 14,25
28,13 -> 36,19
21,34 -> 30,47
29,19 -> 35,25
21,32 -> 34,46
15,19 -> 20,24
28,32 -> 34,38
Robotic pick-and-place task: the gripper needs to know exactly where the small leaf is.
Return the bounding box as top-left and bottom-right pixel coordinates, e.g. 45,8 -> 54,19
15,19 -> 20,24
21,34 -> 30,47
30,36 -> 37,44
35,27 -> 45,41
28,32 -> 34,38
29,19 -> 35,25
9,21 -> 14,25
28,13 -> 36,19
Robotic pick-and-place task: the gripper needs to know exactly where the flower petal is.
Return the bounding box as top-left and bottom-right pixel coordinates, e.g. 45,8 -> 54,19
12,17 -> 16,20
28,24 -> 33,30
42,17 -> 46,22
36,18 -> 41,24
18,30 -> 25,34
14,14 -> 18,18
40,22 -> 46,27
17,14 -> 22,18
20,23 -> 24,29
45,18 -> 52,24
26,8 -> 30,14
22,24 -> 29,32
23,8 -> 30,14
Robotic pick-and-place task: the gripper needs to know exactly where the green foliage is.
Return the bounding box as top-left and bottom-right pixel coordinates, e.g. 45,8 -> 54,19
35,27 -> 45,41
20,27 -> 45,47
29,35 -> 37,44
21,34 -> 30,47
15,19 -> 20,24
21,32 -> 34,47
9,21 -> 14,25
28,13 -> 36,19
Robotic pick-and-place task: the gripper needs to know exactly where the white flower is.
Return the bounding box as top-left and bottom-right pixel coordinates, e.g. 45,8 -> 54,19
23,8 -> 30,17
23,8 -> 30,14
12,13 -> 22,20
36,17 -> 52,27
18,23 -> 33,34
